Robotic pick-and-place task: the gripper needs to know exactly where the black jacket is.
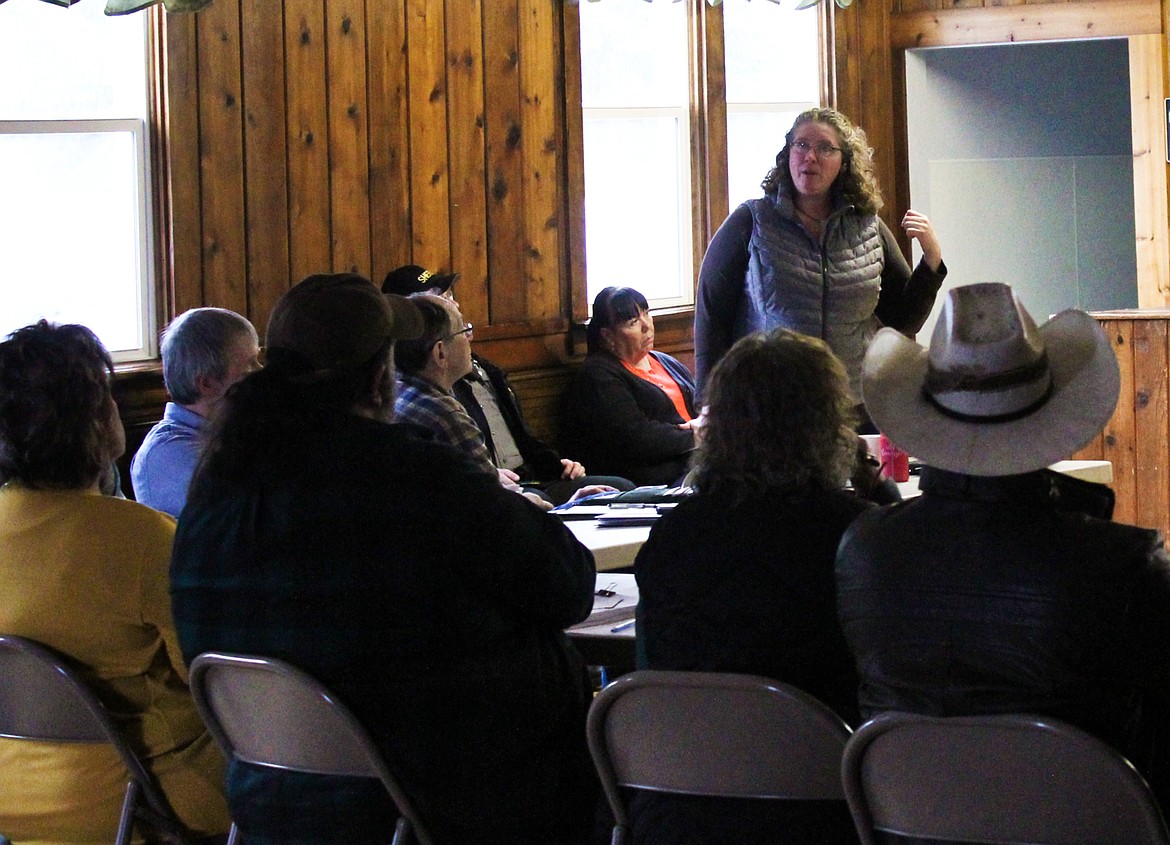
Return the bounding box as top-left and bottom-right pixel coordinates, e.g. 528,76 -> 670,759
629,484 -> 872,845
561,351 -> 696,486
173,414 -> 598,844
452,355 -> 564,483
836,466 -> 1170,808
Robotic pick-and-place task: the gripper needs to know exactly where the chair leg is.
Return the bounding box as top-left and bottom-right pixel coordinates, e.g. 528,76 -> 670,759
226,823 -> 240,845
115,781 -> 139,845
611,824 -> 628,845
390,817 -> 410,845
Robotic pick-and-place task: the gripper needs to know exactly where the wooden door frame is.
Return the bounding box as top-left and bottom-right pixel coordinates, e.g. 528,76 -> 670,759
829,0 -> 1168,305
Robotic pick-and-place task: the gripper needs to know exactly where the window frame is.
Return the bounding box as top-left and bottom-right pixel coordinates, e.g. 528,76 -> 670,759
0,6 -> 164,366
579,104 -> 697,310
0,117 -> 157,362
563,0 -> 832,326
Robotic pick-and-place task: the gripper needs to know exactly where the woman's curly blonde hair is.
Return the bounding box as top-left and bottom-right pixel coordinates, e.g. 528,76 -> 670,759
761,107 -> 883,216
689,328 -> 858,500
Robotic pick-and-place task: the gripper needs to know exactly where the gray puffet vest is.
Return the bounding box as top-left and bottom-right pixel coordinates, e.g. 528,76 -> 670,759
739,191 -> 883,399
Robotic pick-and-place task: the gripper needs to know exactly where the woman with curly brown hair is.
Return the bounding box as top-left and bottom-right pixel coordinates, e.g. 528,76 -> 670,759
0,320 -> 230,844
695,107 -> 947,416
631,328 -> 872,845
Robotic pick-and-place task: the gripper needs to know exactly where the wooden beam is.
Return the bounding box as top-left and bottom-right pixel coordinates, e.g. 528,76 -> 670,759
444,0 -> 489,327
162,11 -> 203,316
241,3 -> 289,322
405,0 -> 451,272
196,0 -> 247,314
326,1 -> 372,276
1130,34 -> 1170,307
891,0 -> 1161,49
561,6 -> 589,324
284,0 -> 331,286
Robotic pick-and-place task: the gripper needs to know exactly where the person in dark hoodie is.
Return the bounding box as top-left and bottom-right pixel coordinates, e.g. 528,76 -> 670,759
172,273 -> 599,845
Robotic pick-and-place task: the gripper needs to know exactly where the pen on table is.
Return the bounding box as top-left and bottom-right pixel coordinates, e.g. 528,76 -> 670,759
610,619 -> 636,633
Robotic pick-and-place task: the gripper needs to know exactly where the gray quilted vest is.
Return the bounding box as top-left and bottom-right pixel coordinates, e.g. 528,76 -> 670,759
738,193 -> 883,400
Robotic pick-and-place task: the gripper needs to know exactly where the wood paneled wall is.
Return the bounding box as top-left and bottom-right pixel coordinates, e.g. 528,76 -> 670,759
114,0 -> 1170,537
1075,312 -> 1170,540
162,0 -> 577,372
150,0 -> 1170,359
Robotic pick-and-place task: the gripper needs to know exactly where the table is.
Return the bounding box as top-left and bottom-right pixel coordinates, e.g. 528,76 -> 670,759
566,573 -> 638,671
564,459 -> 1114,670
893,459 -> 1113,499
564,459 -> 1115,573
564,520 -> 650,573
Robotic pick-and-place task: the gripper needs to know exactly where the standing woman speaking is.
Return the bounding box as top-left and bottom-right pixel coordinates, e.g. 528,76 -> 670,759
694,107 -> 947,411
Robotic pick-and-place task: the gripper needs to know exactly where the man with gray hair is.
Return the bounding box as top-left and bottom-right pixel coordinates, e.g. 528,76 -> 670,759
131,307 -> 259,516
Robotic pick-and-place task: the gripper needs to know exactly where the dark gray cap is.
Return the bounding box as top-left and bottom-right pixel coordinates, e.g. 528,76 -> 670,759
266,273 -> 423,377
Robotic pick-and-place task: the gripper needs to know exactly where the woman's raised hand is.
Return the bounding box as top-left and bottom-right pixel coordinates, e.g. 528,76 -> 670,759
901,209 -> 942,272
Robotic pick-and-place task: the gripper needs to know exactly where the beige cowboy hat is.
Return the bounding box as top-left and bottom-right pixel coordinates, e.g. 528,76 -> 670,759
861,282 -> 1119,477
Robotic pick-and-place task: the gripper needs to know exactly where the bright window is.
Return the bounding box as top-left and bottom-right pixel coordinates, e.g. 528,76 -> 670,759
579,0 -> 693,310
723,0 -> 820,209
576,0 -> 821,312
0,0 -> 154,361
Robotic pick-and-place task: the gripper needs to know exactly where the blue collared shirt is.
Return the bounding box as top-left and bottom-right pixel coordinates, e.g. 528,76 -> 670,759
130,402 -> 206,518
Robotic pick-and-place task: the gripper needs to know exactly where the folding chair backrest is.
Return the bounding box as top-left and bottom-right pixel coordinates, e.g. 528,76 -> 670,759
0,635 -> 116,743
586,669 -> 851,831
0,634 -> 185,845
189,652 -> 433,845
842,712 -> 1170,845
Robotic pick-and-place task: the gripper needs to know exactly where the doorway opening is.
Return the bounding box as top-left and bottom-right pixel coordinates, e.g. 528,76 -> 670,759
905,39 -> 1139,335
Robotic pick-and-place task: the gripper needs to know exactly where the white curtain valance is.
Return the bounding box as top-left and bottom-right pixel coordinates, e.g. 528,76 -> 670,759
575,0 -> 782,4
572,0 -> 848,11
4,0 -> 212,15
11,0 -> 849,20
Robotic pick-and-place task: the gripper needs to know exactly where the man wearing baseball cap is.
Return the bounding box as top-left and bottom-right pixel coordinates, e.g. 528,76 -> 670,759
383,264 -> 632,503
171,273 -> 599,844
837,282 -> 1170,806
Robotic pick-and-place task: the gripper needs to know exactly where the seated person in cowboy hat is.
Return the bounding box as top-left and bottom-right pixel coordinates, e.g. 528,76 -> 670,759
836,282 -> 1170,809
383,265 -> 632,504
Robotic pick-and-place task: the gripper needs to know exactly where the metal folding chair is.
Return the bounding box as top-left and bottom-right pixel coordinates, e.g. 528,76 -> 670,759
842,711 -> 1170,845
0,634 -> 191,845
188,652 -> 433,845
586,669 -> 853,845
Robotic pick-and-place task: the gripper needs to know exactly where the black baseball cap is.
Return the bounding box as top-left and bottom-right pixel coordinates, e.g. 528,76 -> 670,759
381,265 -> 459,297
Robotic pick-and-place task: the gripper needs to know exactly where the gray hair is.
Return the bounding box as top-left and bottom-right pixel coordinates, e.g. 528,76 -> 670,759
393,294 -> 454,376
161,308 -> 258,405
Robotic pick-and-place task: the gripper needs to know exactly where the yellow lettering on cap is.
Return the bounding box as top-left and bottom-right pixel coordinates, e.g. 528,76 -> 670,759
418,270 -> 433,283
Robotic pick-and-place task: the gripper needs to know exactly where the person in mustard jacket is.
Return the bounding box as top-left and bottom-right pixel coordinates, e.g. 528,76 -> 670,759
0,320 -> 230,844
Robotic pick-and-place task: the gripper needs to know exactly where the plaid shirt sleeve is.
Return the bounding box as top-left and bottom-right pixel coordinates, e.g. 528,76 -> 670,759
395,376 -> 498,478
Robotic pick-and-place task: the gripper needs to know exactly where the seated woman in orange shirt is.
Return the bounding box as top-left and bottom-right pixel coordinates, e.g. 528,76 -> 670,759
562,287 -> 698,486
0,321 -> 230,844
